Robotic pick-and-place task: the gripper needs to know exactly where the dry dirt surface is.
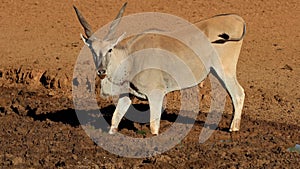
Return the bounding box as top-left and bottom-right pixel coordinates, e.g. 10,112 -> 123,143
0,0 -> 299,168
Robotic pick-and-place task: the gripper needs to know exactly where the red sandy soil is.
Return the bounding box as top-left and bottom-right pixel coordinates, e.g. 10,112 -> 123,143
0,0 -> 299,168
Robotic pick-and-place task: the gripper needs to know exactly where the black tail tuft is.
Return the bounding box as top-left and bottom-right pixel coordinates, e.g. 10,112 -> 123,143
218,33 -> 230,40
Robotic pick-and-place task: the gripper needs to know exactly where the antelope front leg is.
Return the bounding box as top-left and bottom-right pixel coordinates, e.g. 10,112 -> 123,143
109,96 -> 131,134
148,89 -> 164,135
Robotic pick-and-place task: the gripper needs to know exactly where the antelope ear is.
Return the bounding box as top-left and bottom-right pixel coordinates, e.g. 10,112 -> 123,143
80,33 -> 90,46
112,32 -> 126,47
104,2 -> 127,40
73,5 -> 93,38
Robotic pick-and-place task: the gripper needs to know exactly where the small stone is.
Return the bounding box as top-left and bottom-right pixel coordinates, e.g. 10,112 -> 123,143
281,64 -> 293,71
12,157 -> 23,165
93,164 -> 100,169
10,103 -> 26,115
48,91 -> 55,96
72,154 -> 78,160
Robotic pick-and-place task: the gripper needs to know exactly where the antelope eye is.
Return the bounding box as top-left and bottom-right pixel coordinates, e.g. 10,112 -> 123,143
108,49 -> 112,53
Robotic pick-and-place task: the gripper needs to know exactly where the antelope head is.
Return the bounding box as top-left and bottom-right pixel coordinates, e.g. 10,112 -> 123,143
73,2 -> 128,79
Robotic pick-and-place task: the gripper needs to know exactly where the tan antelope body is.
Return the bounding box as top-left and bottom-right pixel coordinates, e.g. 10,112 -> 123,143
74,3 -> 245,135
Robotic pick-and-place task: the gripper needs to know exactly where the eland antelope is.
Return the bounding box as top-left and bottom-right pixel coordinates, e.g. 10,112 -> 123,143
74,2 -> 246,135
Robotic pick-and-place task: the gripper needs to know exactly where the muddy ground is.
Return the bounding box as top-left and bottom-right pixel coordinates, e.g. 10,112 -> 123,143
0,0 -> 299,168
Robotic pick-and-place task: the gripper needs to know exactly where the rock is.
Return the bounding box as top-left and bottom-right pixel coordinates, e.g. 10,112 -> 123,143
93,164 -> 100,169
12,157 -> 23,165
48,91 -> 55,96
10,103 -> 26,116
281,64 -> 293,71
72,154 -> 78,160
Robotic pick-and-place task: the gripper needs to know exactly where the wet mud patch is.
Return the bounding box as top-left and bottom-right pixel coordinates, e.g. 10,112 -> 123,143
1,0 -> 300,167
0,67 -> 71,90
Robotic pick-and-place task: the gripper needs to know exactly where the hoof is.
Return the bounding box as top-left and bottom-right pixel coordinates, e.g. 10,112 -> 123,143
229,127 -> 239,132
199,81 -> 204,88
150,127 -> 159,136
109,128 -> 118,134
151,133 -> 159,136
150,130 -> 159,136
229,119 -> 240,132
